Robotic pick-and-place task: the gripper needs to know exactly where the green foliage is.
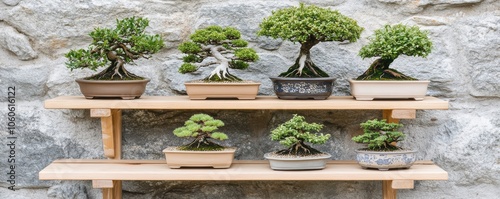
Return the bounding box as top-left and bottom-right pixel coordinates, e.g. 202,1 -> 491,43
65,16 -> 164,74
178,41 -> 202,54
352,119 -> 405,151
178,25 -> 259,81
257,3 -> 364,44
271,114 -> 331,147
230,60 -> 249,70
173,114 -> 228,140
235,48 -> 259,62
179,63 -> 198,73
359,24 -> 433,61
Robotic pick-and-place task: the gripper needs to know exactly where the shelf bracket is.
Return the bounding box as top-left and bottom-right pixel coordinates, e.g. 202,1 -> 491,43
383,109 -> 416,123
90,109 -> 122,159
392,179 -> 414,189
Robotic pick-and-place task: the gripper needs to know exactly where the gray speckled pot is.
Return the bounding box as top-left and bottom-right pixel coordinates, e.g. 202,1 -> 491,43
264,153 -> 331,170
355,149 -> 417,171
270,77 -> 335,100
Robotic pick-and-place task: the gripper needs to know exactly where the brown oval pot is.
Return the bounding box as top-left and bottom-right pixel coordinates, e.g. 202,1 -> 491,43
184,82 -> 260,100
163,147 -> 236,169
76,78 -> 150,100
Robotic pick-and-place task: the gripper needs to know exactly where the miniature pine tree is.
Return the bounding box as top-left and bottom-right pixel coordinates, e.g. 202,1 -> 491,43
258,3 -> 363,78
65,17 -> 164,80
271,114 -> 331,156
173,114 -> 228,151
352,119 -> 405,151
178,26 -> 259,82
357,24 -> 433,80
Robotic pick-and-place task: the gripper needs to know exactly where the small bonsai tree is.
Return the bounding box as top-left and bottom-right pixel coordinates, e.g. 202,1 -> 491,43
173,114 -> 229,151
258,3 -> 364,78
271,114 -> 331,156
65,17 -> 164,80
356,24 -> 433,80
178,25 -> 259,82
352,119 -> 405,151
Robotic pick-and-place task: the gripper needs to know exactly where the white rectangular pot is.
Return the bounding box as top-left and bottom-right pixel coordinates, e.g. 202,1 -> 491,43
185,82 -> 260,100
348,79 -> 430,101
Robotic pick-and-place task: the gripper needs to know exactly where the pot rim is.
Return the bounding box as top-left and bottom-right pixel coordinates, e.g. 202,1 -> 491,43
264,152 -> 331,160
270,77 -> 335,81
355,149 -> 417,154
76,78 -> 150,83
348,78 -> 430,83
163,147 -> 237,153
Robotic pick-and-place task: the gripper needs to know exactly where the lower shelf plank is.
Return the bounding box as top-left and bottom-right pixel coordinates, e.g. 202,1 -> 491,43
39,160 -> 447,184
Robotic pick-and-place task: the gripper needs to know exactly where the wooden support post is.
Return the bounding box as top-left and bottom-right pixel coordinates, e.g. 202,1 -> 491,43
383,180 -> 397,199
90,109 -> 123,199
383,109 -> 416,123
392,180 -> 414,189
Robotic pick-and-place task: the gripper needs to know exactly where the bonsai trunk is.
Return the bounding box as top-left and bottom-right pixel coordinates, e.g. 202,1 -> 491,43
87,51 -> 143,80
206,46 -> 242,82
356,58 -> 417,80
179,134 -> 225,151
276,140 -> 323,156
279,39 -> 329,78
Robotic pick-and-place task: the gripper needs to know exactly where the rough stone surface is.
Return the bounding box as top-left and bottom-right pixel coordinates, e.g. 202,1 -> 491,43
0,23 -> 38,60
0,0 -> 499,198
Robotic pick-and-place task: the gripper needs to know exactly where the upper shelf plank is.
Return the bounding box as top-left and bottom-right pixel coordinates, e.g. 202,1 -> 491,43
44,96 -> 449,110
39,159 -> 448,181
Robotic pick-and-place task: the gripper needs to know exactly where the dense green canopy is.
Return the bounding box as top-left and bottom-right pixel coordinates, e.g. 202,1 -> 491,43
352,119 -> 405,151
173,114 -> 229,151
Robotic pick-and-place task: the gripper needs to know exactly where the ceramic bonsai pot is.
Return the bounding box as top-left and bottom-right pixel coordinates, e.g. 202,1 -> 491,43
270,77 -> 335,100
76,78 -> 150,100
264,152 -> 331,170
163,147 -> 236,169
184,81 -> 261,100
348,79 -> 430,101
355,149 -> 417,171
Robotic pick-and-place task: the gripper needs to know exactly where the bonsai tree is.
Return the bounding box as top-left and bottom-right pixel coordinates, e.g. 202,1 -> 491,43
356,24 -> 433,80
65,16 -> 164,80
352,119 -> 405,151
258,3 -> 364,78
173,113 -> 229,151
270,114 -> 331,156
178,25 -> 259,81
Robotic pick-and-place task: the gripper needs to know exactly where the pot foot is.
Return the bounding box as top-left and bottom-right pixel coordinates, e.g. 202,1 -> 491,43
413,97 -> 424,101
354,97 -> 374,101
378,168 -> 389,171
121,96 -> 136,100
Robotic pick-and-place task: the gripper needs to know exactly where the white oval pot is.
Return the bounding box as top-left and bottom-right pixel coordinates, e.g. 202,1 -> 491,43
264,153 -> 331,170
163,147 -> 236,169
348,79 -> 430,101
355,149 -> 417,171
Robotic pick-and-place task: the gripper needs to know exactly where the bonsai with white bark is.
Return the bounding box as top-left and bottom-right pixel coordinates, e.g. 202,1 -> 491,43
258,3 -> 363,78
178,26 -> 259,81
65,17 -> 164,80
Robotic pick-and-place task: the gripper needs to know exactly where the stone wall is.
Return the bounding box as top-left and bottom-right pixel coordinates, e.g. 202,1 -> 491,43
1,0 -> 499,198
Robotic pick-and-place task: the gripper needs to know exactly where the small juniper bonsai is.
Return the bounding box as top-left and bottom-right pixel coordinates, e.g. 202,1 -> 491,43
173,114 -> 229,151
178,25 -> 259,82
352,119 -> 405,151
271,114 -> 331,156
258,3 -> 363,78
65,17 -> 164,80
356,24 -> 433,80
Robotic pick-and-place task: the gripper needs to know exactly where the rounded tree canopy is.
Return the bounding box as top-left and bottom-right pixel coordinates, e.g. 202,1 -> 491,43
258,3 -> 364,44
352,119 -> 405,151
359,24 -> 433,61
271,114 -> 330,147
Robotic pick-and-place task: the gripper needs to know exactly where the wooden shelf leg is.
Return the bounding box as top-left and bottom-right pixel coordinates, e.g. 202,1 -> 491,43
90,109 -> 123,199
383,180 -> 397,199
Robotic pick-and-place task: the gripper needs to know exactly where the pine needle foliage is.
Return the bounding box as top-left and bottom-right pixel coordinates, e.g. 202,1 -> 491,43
352,119 -> 405,151
173,114 -> 229,151
271,114 -> 331,156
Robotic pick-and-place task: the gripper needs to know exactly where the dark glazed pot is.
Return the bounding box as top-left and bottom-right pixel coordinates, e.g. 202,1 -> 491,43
75,78 -> 150,100
270,77 -> 335,100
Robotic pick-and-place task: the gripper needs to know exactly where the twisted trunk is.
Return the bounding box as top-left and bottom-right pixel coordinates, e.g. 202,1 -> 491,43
356,58 -> 416,80
275,140 -> 323,156
87,46 -> 144,80
206,46 -> 241,82
279,38 -> 329,78
179,134 -> 224,151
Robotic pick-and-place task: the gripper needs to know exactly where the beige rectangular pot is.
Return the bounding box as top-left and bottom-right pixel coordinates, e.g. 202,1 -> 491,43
348,79 -> 430,101
163,147 -> 236,169
185,82 -> 260,100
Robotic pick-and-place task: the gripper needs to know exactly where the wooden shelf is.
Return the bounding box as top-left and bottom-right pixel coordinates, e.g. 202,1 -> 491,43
44,96 -> 448,110
40,159 -> 447,184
